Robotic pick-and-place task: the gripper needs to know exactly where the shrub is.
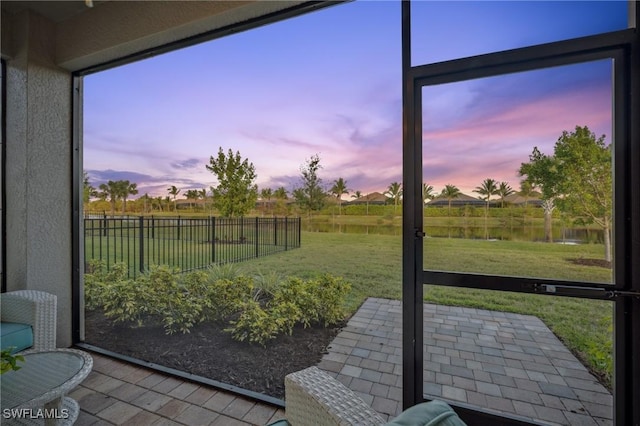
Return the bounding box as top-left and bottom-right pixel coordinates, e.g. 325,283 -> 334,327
252,270 -> 286,303
226,300 -> 280,345
207,263 -> 242,281
84,263 -> 350,344
84,260 -> 127,311
205,276 -> 254,321
309,274 -> 351,326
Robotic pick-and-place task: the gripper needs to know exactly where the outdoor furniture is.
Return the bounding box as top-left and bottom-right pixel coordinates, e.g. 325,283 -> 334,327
284,367 -> 466,426
1,290 -> 57,352
1,349 -> 93,425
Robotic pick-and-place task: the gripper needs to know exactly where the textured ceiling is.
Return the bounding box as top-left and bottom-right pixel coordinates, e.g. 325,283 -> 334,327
1,1 -> 105,23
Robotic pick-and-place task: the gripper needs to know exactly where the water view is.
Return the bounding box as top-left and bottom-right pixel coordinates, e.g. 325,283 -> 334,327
305,221 -> 604,243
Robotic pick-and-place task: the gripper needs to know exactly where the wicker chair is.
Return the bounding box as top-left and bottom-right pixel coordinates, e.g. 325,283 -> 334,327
285,366 -> 387,426
1,290 -> 57,351
285,367 -> 467,426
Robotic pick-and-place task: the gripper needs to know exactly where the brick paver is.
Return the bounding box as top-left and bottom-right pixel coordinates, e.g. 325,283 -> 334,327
77,354 -> 282,425
320,297 -> 612,425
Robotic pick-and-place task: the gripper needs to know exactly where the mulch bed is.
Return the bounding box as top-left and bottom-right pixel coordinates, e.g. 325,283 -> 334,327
84,310 -> 343,399
566,258 -> 612,268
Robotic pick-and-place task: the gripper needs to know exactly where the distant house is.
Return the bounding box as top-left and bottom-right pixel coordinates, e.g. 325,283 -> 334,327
426,193 -> 485,207
176,198 -> 206,210
347,191 -> 389,206
427,191 -> 544,208
503,192 -> 543,207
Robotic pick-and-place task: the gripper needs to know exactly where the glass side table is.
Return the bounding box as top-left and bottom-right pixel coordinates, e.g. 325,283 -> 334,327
1,349 -> 93,425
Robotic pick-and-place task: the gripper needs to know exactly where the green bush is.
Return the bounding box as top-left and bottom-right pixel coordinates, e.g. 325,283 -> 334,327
84,263 -> 350,344
206,276 -> 253,321
226,300 -> 280,344
225,274 -> 350,346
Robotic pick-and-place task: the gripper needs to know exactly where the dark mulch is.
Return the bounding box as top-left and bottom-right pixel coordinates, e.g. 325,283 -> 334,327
84,310 -> 343,399
567,258 -> 612,268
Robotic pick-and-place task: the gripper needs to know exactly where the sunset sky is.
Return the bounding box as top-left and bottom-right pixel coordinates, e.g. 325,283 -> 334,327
83,1 -> 627,199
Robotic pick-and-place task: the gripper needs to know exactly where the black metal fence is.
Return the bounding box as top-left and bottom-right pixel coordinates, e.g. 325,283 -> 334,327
84,216 -> 301,277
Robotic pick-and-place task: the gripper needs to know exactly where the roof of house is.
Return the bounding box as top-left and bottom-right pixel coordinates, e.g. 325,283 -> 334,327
348,191 -> 389,205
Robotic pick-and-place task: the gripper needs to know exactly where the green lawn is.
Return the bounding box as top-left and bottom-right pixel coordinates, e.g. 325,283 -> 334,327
239,231 -> 613,388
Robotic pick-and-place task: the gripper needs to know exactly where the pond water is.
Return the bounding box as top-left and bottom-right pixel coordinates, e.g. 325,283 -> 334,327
305,222 -> 604,243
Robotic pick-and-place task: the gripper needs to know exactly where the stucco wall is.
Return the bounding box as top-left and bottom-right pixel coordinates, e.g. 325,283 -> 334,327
5,11 -> 73,347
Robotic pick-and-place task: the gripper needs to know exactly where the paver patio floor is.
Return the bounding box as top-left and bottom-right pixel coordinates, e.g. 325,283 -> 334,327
317,297 -> 612,425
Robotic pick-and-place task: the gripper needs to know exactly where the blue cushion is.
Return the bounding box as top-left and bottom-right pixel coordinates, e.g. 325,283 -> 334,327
0,322 -> 34,353
386,400 -> 467,426
266,420 -> 290,426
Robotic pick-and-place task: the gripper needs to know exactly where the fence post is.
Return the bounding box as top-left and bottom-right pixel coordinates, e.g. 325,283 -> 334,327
139,216 -> 145,273
211,216 -> 216,263
274,217 -> 278,246
102,211 -> 107,237
298,217 -> 301,247
255,217 -> 259,258
151,215 -> 155,239
177,216 -> 181,240
285,216 -> 288,250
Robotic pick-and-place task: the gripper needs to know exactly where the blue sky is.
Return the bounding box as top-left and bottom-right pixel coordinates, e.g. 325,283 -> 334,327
83,1 -> 627,198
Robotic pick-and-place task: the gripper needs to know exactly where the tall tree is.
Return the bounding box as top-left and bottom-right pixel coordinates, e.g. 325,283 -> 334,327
293,154 -> 326,215
168,185 -> 181,212
121,181 -> 138,214
518,180 -> 535,207
474,178 -> 498,239
153,196 -> 164,212
422,183 -> 435,205
496,181 -> 515,208
274,187 -> 288,200
330,178 -> 349,215
554,126 -> 612,261
184,189 -> 200,210
385,182 -> 403,212
199,188 -> 208,211
83,171 -> 96,205
260,188 -> 273,213
273,187 -> 289,215
440,184 -> 461,216
98,180 -> 122,216
184,189 -> 199,199
519,147 -> 561,243
206,148 -> 258,217
140,193 -> 151,214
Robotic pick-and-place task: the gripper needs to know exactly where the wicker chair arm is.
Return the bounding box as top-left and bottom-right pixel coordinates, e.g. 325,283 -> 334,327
285,366 -> 386,426
1,290 -> 57,351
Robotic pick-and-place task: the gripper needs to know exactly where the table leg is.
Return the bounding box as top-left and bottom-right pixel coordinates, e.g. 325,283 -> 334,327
44,397 -> 62,426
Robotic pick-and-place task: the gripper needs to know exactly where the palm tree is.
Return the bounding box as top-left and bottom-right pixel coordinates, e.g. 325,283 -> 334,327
260,188 -> 273,214
98,180 -> 122,216
140,193 -> 151,213
274,187 -> 288,200
199,188 -> 208,211
330,178 -> 349,215
153,196 -> 164,212
185,189 -> 200,210
83,171 -> 96,205
518,180 -> 535,207
351,190 -> 363,200
474,178 -> 498,239
440,184 -> 461,216
385,182 -> 403,212
167,185 -> 180,212
121,181 -> 138,214
422,183 -> 435,205
497,181 -> 515,208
